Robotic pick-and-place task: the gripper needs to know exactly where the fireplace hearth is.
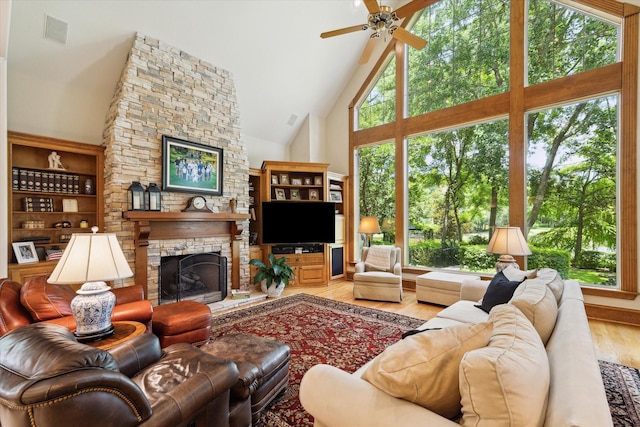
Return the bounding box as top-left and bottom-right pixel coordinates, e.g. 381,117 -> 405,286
159,252 -> 227,305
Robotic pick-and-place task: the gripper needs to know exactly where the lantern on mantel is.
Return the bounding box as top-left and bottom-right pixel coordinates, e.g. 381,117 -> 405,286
145,183 -> 162,211
127,181 -> 145,211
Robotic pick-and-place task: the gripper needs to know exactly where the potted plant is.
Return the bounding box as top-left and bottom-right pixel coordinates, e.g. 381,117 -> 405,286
249,253 -> 295,297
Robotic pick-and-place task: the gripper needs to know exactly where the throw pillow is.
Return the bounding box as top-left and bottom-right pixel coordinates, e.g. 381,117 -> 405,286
474,271 -> 523,313
509,279 -> 558,345
459,304 -> 550,427
361,321 -> 492,419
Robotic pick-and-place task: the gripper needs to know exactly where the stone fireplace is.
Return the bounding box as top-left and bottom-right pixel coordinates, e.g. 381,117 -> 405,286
101,33 -> 251,303
159,252 -> 227,305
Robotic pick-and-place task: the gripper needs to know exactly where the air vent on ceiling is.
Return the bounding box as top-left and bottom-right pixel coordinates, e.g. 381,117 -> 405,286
44,14 -> 68,45
287,114 -> 298,126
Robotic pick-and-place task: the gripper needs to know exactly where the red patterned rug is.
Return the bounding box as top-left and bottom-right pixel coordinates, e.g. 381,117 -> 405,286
599,360 -> 640,427
209,293 -> 425,426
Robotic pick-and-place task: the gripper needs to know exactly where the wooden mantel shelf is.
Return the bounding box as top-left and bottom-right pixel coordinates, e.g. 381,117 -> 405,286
121,211 -> 251,296
122,211 -> 250,244
122,211 -> 250,222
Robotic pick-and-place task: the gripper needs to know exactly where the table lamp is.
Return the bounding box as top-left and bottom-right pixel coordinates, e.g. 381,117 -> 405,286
359,217 -> 381,247
47,226 -> 133,342
486,226 -> 532,272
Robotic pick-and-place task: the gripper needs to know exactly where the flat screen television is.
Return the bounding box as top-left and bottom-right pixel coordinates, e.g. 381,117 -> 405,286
262,201 -> 336,244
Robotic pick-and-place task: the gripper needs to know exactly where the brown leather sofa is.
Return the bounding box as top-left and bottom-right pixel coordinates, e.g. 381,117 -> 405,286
0,323 -> 240,427
0,276 -> 153,336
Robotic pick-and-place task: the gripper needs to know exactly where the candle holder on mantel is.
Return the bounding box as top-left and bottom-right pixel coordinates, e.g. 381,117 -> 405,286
127,181 -> 145,211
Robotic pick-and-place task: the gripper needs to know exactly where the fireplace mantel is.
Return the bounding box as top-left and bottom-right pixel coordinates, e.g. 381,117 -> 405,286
122,211 -> 250,299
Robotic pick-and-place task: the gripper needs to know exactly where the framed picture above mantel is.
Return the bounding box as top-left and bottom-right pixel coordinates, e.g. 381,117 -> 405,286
161,135 -> 223,196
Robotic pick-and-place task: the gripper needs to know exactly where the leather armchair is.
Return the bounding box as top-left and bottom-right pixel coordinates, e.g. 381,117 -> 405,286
0,276 -> 153,336
353,246 -> 403,302
0,323 -> 240,427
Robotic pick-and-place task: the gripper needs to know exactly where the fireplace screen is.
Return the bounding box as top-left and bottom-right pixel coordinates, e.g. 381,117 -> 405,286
159,252 -> 227,305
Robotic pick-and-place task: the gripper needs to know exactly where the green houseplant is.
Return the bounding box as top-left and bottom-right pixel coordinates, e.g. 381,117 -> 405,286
249,253 -> 295,297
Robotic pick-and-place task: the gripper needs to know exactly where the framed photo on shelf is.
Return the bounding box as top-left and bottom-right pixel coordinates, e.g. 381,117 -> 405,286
291,178 -> 302,186
275,188 -> 286,200
330,191 -> 343,202
271,175 -> 279,184
291,189 -> 301,200
62,198 -> 78,212
161,135 -> 223,196
12,241 -> 39,264
314,176 -> 323,185
304,177 -> 312,185
279,174 -> 289,185
309,190 -> 319,200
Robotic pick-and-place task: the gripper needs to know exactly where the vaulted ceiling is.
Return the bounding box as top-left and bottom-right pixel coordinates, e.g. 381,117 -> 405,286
7,0 -> 404,146
6,0 -> 638,147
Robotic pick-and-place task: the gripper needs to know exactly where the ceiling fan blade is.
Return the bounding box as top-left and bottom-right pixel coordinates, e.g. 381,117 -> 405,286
359,37 -> 377,65
392,27 -> 427,50
321,24 -> 367,39
363,0 -> 381,15
394,0 -> 437,19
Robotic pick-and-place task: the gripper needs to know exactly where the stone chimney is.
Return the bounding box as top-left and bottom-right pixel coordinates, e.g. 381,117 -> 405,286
102,33 -> 250,303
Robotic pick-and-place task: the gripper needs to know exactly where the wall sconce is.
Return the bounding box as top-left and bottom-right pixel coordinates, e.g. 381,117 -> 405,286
145,182 -> 162,211
486,226 -> 532,272
127,181 -> 145,211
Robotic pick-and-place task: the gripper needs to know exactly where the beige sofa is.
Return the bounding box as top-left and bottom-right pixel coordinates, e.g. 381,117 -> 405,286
299,268 -> 612,427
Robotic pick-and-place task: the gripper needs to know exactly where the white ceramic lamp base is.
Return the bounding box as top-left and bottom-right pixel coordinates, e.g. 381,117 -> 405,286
71,281 -> 116,342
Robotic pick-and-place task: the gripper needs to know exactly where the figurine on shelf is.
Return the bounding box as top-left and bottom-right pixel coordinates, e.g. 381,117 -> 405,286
48,151 -> 65,170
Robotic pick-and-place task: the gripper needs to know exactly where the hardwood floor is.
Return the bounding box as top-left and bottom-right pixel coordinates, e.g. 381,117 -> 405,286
234,279 -> 640,370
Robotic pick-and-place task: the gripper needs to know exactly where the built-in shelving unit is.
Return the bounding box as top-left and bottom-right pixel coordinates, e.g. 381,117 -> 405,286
328,171 -> 348,280
7,131 -> 105,283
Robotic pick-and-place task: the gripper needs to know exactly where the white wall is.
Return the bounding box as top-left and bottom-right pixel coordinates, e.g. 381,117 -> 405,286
1,0 -> 12,278
245,134 -> 289,169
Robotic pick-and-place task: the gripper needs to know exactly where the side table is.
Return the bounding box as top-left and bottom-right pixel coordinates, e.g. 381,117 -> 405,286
85,321 -> 146,350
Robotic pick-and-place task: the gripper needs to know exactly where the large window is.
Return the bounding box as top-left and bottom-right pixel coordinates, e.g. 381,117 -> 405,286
407,0 -> 510,116
527,0 -> 618,86
357,57 -> 396,130
526,96 -> 618,285
352,0 -> 635,293
357,142 -> 396,250
407,119 -> 509,270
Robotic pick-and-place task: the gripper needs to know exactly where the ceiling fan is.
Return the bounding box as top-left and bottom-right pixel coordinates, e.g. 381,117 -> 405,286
321,0 -> 429,64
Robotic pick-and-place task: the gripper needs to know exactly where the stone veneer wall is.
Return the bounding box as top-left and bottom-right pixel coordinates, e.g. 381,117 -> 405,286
102,33 -> 250,304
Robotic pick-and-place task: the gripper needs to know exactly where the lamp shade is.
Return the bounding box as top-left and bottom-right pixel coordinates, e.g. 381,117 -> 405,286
48,228 -> 133,285
486,227 -> 532,256
358,217 -> 381,234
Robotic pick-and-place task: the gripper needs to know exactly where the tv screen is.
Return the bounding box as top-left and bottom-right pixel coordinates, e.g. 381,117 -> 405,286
262,201 -> 336,244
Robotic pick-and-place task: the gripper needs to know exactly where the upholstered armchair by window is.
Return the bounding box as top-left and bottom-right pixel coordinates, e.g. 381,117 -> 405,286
353,246 -> 403,302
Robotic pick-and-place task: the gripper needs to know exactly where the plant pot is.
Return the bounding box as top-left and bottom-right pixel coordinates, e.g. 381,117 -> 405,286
261,280 -> 285,298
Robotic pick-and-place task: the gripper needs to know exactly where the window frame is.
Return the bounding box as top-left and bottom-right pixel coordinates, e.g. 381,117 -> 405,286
348,0 -> 638,299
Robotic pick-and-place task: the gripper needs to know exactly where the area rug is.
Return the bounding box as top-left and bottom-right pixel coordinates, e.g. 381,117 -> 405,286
599,359 -> 640,426
210,293 -> 640,426
209,293 -> 424,426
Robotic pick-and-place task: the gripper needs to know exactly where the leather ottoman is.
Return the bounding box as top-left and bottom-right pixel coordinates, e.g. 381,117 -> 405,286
201,333 -> 290,426
151,300 -> 212,348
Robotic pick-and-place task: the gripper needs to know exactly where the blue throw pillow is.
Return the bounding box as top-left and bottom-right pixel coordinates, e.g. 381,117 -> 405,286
474,271 -> 523,313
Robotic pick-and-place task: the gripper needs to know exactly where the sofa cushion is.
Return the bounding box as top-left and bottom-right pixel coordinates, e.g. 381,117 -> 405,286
501,265 -> 537,282
20,276 -> 76,322
536,268 -> 564,303
474,271 -> 523,313
436,300 -> 490,325
459,304 -> 549,427
509,279 -> 558,344
361,321 -> 492,419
